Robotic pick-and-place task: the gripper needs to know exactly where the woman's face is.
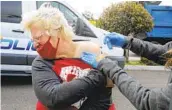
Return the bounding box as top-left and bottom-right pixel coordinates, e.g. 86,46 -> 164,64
30,24 -> 59,59
31,24 -> 54,49
30,24 -> 75,58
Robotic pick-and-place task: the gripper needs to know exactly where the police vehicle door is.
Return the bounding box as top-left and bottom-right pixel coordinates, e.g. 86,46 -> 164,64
1,1 -> 33,75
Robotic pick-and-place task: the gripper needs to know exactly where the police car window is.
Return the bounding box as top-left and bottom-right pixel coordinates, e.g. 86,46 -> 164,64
37,1 -> 78,34
1,1 -> 22,23
58,3 -> 78,31
58,3 -> 96,38
37,1 -> 60,9
36,1 -> 96,38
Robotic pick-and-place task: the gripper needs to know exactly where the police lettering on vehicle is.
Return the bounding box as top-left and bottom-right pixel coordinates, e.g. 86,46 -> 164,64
0,39 -> 36,51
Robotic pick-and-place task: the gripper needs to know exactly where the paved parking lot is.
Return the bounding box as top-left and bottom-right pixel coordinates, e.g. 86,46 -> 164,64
1,70 -> 170,110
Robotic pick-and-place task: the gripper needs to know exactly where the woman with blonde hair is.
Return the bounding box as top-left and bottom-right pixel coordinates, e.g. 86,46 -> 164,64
164,49 -> 172,68
94,32 -> 172,110
22,3 -> 115,110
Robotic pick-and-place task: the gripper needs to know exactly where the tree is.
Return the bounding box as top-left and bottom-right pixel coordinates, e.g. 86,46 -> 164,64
82,11 -> 94,20
98,1 -> 153,35
82,11 -> 97,26
97,1 -> 154,62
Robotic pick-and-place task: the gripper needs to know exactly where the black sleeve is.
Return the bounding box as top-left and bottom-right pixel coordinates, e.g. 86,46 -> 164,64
126,38 -> 172,65
98,58 -> 172,110
32,57 -> 106,109
114,70 -> 172,110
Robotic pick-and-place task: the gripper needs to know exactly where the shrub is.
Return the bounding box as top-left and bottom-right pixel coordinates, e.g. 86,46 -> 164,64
97,1 -> 154,36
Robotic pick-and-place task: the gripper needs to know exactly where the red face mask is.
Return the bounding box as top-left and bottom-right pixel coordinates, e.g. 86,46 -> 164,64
36,37 -> 60,59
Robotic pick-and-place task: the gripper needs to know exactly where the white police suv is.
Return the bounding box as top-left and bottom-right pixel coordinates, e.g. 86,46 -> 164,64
1,1 -> 125,76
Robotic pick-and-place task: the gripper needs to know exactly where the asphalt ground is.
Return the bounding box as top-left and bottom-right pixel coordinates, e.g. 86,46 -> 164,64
1,70 -> 171,110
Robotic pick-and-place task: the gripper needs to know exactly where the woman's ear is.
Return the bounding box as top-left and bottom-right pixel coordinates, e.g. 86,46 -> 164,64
48,29 -> 56,37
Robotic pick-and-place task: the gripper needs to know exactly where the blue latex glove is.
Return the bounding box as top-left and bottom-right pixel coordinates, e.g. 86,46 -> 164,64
80,52 -> 98,68
104,32 -> 127,49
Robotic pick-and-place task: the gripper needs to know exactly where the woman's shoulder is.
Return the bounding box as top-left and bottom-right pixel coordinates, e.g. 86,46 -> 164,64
32,56 -> 54,68
74,41 -> 101,57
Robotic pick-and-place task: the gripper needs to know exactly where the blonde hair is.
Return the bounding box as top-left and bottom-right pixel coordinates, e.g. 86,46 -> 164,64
21,3 -> 74,41
165,49 -> 172,68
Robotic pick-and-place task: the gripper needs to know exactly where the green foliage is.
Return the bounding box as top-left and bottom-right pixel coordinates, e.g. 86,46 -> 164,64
126,60 -> 145,65
89,20 -> 97,26
126,58 -> 160,66
97,1 -> 154,36
141,57 -> 160,66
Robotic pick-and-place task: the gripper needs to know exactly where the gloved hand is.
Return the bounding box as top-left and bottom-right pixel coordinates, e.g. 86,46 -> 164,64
104,32 -> 127,49
81,52 -> 114,87
80,52 -> 98,68
97,57 -> 122,83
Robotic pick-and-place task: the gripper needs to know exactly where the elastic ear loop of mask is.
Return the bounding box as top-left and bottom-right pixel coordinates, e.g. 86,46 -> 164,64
47,36 -> 60,57
55,38 -> 60,55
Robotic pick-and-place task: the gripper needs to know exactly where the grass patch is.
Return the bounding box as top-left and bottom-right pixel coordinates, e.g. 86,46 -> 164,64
126,57 -> 160,66
126,60 -> 146,65
140,57 -> 160,66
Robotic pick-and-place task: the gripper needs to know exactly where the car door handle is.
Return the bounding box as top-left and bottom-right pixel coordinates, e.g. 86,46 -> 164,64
12,29 -> 24,33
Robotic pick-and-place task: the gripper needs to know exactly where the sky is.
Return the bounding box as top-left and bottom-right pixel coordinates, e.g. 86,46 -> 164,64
63,0 -> 123,19
63,0 -> 172,19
